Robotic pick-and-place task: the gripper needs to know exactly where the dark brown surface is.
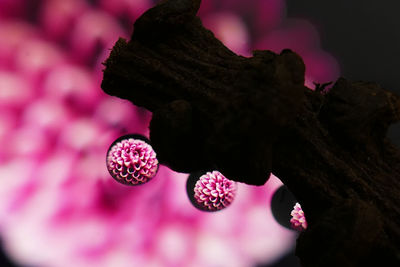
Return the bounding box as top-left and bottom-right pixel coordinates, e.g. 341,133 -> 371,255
101,0 -> 400,265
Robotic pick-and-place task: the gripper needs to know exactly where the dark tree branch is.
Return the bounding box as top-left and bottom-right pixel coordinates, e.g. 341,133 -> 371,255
101,0 -> 400,265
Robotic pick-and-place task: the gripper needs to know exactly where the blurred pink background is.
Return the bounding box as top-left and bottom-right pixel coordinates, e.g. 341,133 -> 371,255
0,0 -> 339,266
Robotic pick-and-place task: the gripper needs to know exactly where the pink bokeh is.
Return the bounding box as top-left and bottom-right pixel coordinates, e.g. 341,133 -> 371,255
0,0 -> 339,266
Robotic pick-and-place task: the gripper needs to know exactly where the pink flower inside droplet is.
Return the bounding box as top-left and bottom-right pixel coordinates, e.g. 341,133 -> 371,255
194,171 -> 237,211
106,136 -> 159,185
290,202 -> 307,231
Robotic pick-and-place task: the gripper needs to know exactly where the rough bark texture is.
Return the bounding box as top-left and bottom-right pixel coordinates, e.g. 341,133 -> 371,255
101,0 -> 400,265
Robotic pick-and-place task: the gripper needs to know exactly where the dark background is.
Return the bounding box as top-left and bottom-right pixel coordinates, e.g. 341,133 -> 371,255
289,0 -> 400,92
1,1 -> 399,267
286,0 -> 400,148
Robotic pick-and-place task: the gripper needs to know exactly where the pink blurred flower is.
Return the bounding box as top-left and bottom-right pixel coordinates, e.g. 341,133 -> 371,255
0,0 -> 338,266
99,0 -> 151,20
201,0 -> 339,87
40,0 -> 88,41
254,19 -> 340,87
68,10 -> 125,64
202,13 -> 250,56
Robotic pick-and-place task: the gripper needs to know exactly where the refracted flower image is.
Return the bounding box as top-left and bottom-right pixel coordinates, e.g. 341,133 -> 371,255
106,135 -> 159,186
290,203 -> 308,231
192,171 -> 237,212
0,0 -> 338,267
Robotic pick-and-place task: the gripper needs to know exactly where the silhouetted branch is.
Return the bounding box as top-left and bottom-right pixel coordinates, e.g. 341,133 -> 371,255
101,0 -> 400,265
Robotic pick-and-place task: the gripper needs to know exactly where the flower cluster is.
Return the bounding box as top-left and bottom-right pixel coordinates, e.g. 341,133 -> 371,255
107,137 -> 158,185
193,171 -> 237,211
290,203 -> 308,231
